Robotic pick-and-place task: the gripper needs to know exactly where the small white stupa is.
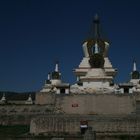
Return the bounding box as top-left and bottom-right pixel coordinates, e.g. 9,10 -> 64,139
130,60 -> 140,85
25,94 -> 33,105
117,60 -> 140,94
129,60 -> 140,92
40,62 -> 70,94
0,93 -> 6,104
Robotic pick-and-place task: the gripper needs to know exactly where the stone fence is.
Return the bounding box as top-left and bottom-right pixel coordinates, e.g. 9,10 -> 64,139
0,104 -> 53,115
30,114 -> 140,136
0,104 -> 53,125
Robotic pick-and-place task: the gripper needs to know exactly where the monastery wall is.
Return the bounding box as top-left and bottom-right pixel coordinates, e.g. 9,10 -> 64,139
0,114 -> 33,125
36,92 -> 139,115
35,92 -> 55,105
30,115 -> 140,135
0,104 -> 53,115
0,93 -> 139,125
59,94 -> 136,115
0,104 -> 53,125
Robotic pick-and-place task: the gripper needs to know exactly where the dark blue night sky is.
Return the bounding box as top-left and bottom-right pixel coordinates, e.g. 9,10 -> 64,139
0,0 -> 140,92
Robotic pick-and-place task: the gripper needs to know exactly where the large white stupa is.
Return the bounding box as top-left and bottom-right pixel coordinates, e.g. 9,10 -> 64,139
71,15 -> 117,93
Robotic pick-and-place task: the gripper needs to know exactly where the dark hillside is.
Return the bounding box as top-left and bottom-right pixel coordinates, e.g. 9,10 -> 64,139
0,91 -> 35,101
